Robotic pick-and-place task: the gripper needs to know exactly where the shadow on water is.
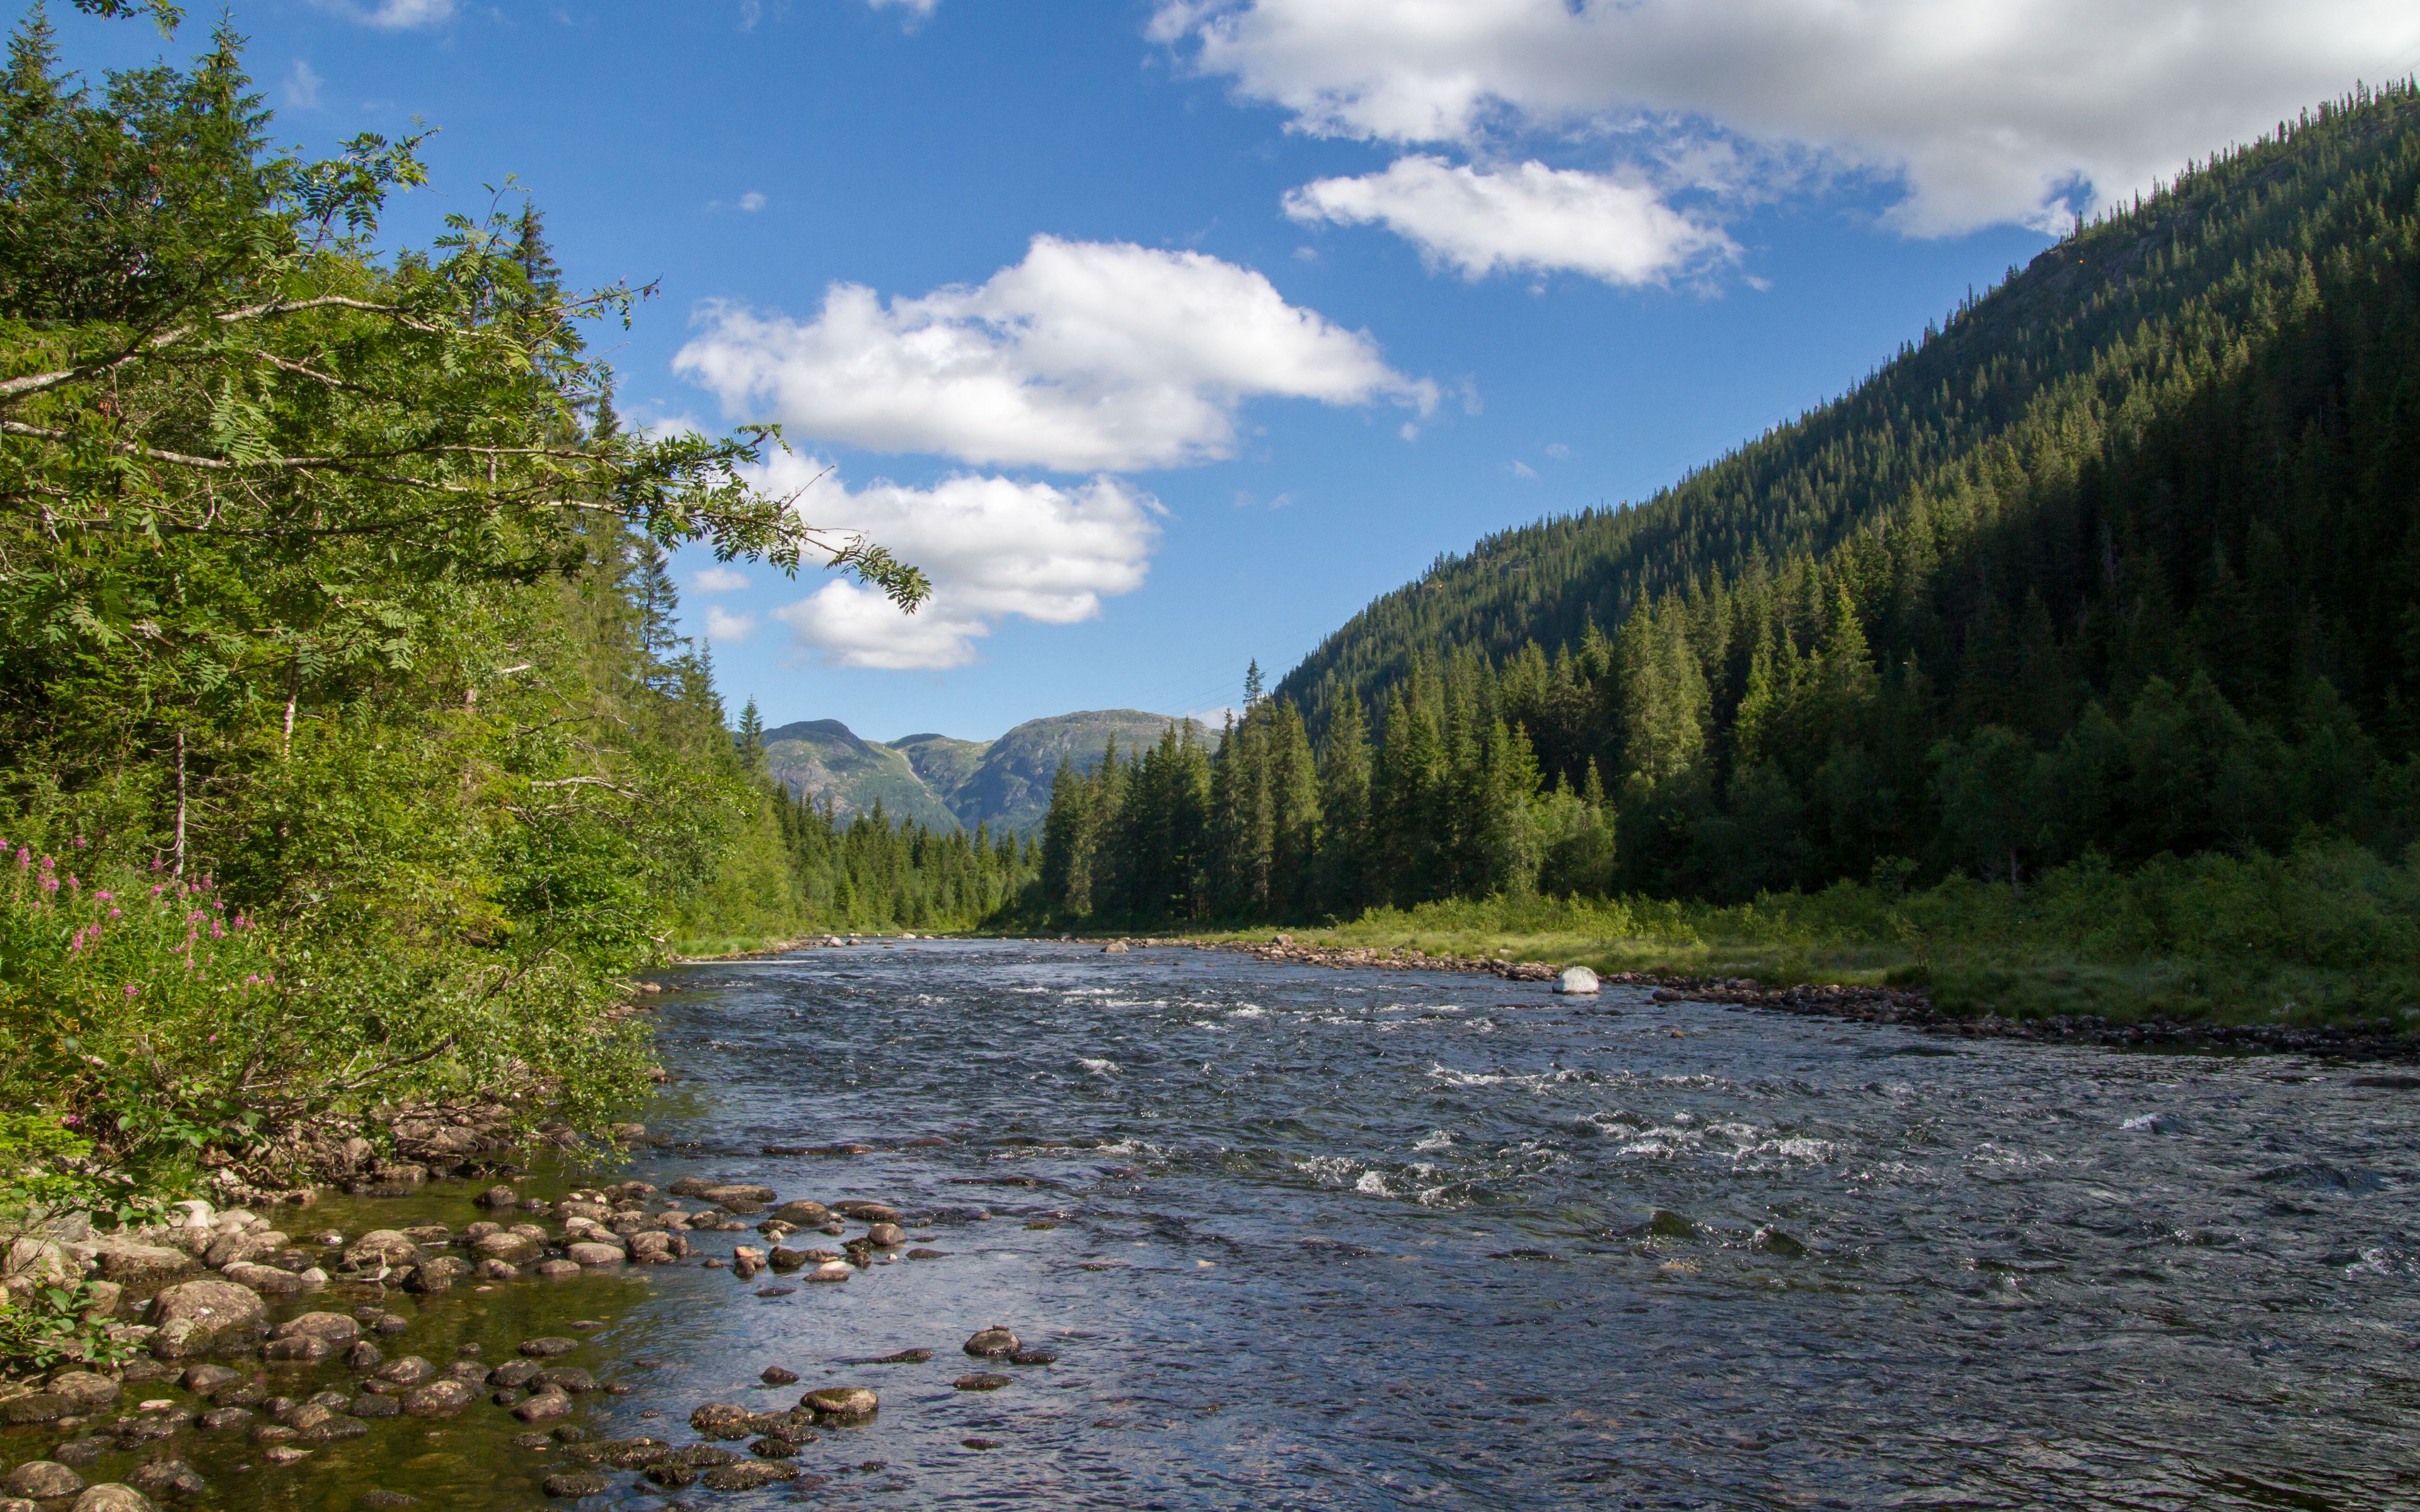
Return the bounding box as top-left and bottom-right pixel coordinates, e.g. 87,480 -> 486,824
11,939 -> 2420,1509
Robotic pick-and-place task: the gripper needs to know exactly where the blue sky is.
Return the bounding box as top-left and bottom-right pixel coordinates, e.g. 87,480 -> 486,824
50,0 -> 2420,742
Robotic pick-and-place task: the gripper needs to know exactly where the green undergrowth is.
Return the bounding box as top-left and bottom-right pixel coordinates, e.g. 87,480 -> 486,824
1199,839 -> 2420,1030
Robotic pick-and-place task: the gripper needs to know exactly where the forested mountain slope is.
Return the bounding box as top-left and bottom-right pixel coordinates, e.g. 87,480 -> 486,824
1277,83 -> 2420,757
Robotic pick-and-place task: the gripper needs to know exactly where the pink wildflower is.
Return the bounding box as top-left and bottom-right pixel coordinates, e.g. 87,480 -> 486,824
72,836 -> 86,847
123,983 -> 139,999
210,920 -> 225,940
93,890 -> 112,902
108,907 -> 121,918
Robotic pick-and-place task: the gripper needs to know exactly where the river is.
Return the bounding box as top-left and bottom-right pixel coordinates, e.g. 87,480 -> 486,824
11,939 -> 2419,1509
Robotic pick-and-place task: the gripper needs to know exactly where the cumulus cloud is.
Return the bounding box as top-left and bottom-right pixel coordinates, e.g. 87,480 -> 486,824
1157,0 -> 2420,234
703,607 -> 758,642
319,0 -> 454,30
763,453 -> 1159,670
675,234 -> 1434,472
691,566 -> 752,593
737,192 -> 767,212
1285,155 -> 1735,284
866,0 -> 940,21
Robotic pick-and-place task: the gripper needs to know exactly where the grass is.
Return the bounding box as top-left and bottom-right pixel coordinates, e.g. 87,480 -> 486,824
1182,839 -> 2420,1032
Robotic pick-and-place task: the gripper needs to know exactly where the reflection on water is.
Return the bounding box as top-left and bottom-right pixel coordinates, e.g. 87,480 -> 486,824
11,940 -> 2419,1509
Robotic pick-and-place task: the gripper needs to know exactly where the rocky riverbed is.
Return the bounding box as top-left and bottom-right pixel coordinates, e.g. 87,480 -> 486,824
8,938 -> 2417,1509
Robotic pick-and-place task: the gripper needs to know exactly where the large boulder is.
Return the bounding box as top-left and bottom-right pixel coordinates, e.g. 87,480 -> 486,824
401,1256 -> 470,1295
148,1279 -> 266,1358
626,1232 -> 684,1265
1554,965 -> 1601,995
203,1229 -> 287,1269
565,1242 -> 625,1268
71,1487 -> 156,1512
47,1371 -> 122,1409
220,1261 -> 306,1294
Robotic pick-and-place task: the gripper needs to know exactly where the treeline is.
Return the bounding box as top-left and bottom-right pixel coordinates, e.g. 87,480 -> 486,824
1042,84 -> 2420,925
693,704 -> 1037,939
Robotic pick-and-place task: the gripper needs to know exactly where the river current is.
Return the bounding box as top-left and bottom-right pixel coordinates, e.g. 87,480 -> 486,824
614,939 -> 2420,1510
14,939 -> 2419,1510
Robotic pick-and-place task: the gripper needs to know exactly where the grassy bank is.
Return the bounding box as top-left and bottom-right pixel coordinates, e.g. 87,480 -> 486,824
1185,839 -> 2420,1031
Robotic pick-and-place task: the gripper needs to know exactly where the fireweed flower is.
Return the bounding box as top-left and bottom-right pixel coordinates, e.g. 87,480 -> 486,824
123,984 -> 139,999
93,890 -> 112,902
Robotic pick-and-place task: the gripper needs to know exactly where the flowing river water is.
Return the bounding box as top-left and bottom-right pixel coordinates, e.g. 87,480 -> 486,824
11,939 -> 2420,1509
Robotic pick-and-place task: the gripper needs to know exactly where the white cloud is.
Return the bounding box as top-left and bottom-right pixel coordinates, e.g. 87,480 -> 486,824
867,0 -> 940,21
1286,155 -> 1734,284
675,234 -> 1434,473
704,607 -> 758,642
1545,442 -> 1571,459
691,566 -> 752,593
1509,461 -> 1540,479
1398,421 -> 1419,442
319,0 -> 454,30
283,60 -> 323,110
1157,0 -> 2420,235
764,453 -> 1159,670
737,192 -> 767,212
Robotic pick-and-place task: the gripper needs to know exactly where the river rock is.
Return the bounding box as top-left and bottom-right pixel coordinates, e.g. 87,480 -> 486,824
52,1439 -> 109,1469
476,1259 -> 518,1281
476,1185 -> 521,1210
963,1327 -> 1020,1357
759,1365 -> 799,1385
539,1472 -> 609,1499
954,1373 -> 1012,1391
68,1488 -> 153,1512
345,1340 -> 383,1373
203,1228 -> 285,1269
1555,966 -> 1601,995
626,1232 -> 683,1264
703,1184 -> 774,1214
833,1201 -> 901,1223
799,1387 -> 876,1423
474,1231 -> 543,1266
349,1395 -> 400,1420
342,1232 -> 420,1271
263,1334 -> 335,1363
260,1446 -> 310,1466
198,1406 -> 252,1431
518,1336 -> 579,1358
533,1367 -> 593,1394
0,1393 -> 72,1426
701,1462 -> 795,1491
149,1280 -> 265,1358
402,1256 -> 470,1294
374,1356 -> 435,1387
487,1360 -> 541,1389
47,1373 -> 120,1410
125,1460 -> 203,1499
804,1261 -> 851,1284
1010,1348 -> 1057,1365
91,1242 -> 196,1288
531,1259 -> 579,1279
510,1392 -> 572,1424
770,1201 -> 830,1227
565,1242 -> 624,1268
691,1402 -> 754,1439
1102,941 -> 1127,953
273,1310 -> 360,1346
400,1380 -> 475,1418
864,1222 -> 906,1247
3,1463 -> 83,1501
357,1493 -> 417,1508
221,1260 -> 306,1293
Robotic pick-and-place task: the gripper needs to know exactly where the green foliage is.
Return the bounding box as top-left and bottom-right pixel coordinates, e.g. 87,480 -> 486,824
0,17 -> 925,1196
